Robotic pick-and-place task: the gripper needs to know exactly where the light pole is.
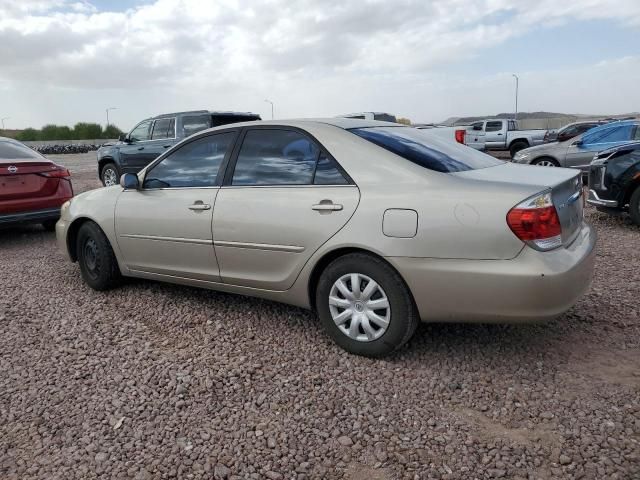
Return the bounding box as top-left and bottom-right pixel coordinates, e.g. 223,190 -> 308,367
105,107 -> 117,128
1,117 -> 9,130
512,74 -> 519,121
264,99 -> 274,120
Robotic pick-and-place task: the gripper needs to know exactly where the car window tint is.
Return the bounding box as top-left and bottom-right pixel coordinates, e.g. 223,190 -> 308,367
182,115 -> 211,138
143,132 -> 235,188
232,130 -> 320,185
350,126 -> 502,173
0,141 -> 41,159
151,118 -> 174,140
129,120 -> 152,142
314,154 -> 348,185
485,121 -> 502,132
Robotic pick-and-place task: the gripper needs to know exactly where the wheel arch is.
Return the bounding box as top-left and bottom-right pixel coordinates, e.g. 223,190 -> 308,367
306,246 -> 416,312
623,177 -> 640,206
98,156 -> 118,174
66,216 -> 102,262
508,138 -> 530,149
531,156 -> 560,166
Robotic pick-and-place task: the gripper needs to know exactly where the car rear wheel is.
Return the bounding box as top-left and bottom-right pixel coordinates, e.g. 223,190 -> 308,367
509,141 -> 529,158
533,157 -> 560,167
315,253 -> 419,357
101,162 -> 119,187
629,187 -> 640,226
76,221 -> 122,290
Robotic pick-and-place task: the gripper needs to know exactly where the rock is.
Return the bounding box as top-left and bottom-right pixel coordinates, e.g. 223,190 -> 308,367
94,452 -> 108,462
488,468 -> 506,478
267,437 -> 277,449
337,436 -> 353,446
176,384 -> 187,395
559,454 -> 572,465
214,464 -> 231,479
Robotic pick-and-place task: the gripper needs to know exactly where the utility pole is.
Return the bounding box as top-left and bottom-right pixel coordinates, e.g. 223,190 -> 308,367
264,99 -> 274,120
1,117 -> 9,130
512,74 -> 519,121
105,107 -> 117,128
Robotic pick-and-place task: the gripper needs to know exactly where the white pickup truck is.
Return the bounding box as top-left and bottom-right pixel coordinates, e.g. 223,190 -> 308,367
471,119 -> 547,157
416,124 -> 486,151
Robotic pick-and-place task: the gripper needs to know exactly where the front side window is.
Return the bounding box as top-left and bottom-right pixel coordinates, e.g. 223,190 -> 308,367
232,130 -> 321,186
182,115 -> 211,138
485,121 -> 503,132
151,118 -> 175,140
583,125 -> 634,145
143,132 -> 235,188
0,141 -> 41,159
129,120 -> 152,142
350,126 -> 502,173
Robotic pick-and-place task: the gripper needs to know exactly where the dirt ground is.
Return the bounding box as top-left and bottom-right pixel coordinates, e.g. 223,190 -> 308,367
0,152 -> 638,479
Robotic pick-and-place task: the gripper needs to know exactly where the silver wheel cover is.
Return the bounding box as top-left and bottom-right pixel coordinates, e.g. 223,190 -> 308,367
329,273 -> 390,342
536,160 -> 557,167
103,168 -> 118,186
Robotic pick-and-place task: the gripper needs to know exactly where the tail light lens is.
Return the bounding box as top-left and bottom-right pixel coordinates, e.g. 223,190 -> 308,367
454,129 -> 465,144
506,191 -> 562,251
37,164 -> 70,178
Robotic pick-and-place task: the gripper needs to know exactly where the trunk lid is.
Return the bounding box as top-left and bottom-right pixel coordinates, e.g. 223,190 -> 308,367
0,159 -> 61,201
453,162 -> 584,247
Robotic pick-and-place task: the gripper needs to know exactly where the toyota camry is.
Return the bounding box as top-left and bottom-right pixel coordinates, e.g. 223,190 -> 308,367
56,119 -> 596,357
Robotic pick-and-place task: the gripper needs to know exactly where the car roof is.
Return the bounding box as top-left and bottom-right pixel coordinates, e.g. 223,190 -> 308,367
0,136 -> 22,144
199,118 -> 405,133
581,119 -> 639,136
148,110 -> 261,120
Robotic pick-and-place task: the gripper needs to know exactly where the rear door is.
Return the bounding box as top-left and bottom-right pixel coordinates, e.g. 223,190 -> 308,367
144,117 -> 177,159
484,120 -> 505,148
212,127 -> 359,290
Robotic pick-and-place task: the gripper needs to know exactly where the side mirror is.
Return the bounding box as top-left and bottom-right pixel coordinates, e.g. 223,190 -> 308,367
573,140 -> 584,147
118,133 -> 127,142
120,173 -> 139,190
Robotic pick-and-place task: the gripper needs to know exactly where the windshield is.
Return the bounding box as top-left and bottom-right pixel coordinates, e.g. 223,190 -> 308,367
349,127 -> 502,172
0,141 -> 41,159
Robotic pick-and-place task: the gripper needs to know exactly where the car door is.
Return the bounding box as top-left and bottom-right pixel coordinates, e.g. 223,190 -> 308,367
484,121 -> 505,148
118,120 -> 157,173
212,127 -> 360,291
564,124 -> 635,171
114,131 -> 238,281
144,117 -> 177,159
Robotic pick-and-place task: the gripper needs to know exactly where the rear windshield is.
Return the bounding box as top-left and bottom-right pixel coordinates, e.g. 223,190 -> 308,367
350,127 -> 502,172
0,141 -> 41,159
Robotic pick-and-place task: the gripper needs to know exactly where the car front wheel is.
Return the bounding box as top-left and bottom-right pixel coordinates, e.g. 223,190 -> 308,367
76,221 -> 122,290
315,253 -> 419,357
100,162 -> 119,187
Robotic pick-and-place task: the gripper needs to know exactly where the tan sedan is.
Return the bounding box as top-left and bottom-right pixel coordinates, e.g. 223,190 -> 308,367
56,119 -> 596,357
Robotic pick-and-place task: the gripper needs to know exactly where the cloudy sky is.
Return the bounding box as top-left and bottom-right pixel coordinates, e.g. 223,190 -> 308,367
1,0 -> 639,130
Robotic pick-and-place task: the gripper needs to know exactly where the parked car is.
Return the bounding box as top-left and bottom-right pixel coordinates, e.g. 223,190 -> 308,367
0,137 -> 73,230
415,124 -> 486,151
513,120 -> 640,174
337,112 -> 397,122
470,119 -> 547,157
57,119 -> 595,357
544,121 -> 608,143
587,141 -> 640,225
97,110 -> 261,186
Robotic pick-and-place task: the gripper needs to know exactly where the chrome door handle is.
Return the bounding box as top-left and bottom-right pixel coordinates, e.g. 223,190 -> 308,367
312,203 -> 343,211
188,203 -> 211,211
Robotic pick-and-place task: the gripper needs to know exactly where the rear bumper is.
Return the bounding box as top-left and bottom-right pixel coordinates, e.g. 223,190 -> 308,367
387,223 -> 596,323
0,207 -> 61,226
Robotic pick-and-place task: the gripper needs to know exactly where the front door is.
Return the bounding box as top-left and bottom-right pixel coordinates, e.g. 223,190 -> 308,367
115,131 -> 238,280
212,128 -> 360,290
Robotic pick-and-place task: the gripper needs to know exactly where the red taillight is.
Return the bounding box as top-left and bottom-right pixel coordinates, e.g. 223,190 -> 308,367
506,192 -> 562,251
38,165 -> 70,178
454,129 -> 465,144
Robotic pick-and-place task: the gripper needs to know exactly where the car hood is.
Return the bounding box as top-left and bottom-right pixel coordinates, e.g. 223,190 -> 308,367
518,140 -> 568,156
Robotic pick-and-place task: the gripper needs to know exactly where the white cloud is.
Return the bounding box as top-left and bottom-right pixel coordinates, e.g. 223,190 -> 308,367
0,0 -> 639,128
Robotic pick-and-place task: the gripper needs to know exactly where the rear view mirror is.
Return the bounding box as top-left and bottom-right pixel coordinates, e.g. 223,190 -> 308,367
120,173 -> 139,190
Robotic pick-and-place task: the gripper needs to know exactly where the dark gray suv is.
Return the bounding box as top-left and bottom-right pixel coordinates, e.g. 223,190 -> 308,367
97,110 -> 260,186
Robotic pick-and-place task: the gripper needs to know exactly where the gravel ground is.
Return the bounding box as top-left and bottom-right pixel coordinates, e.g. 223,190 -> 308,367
1,153 -> 638,480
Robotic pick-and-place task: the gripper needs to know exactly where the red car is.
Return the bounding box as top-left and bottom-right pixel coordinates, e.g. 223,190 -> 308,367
0,137 -> 73,231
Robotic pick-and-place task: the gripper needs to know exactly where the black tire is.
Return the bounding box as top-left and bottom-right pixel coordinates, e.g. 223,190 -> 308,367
315,253 -> 419,357
509,141 -> 529,158
629,187 -> 640,226
100,162 -> 119,187
76,221 -> 122,290
42,219 -> 57,231
532,157 -> 560,167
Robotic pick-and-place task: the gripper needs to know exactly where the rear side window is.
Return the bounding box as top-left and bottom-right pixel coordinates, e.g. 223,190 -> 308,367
350,127 -> 502,173
143,132 -> 235,188
151,118 -> 175,139
583,125 -> 634,144
0,141 -> 40,159
486,121 -> 503,132
182,115 -> 211,137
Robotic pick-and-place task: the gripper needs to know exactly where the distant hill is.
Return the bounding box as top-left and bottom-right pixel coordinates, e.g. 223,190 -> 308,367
442,112 -> 639,126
